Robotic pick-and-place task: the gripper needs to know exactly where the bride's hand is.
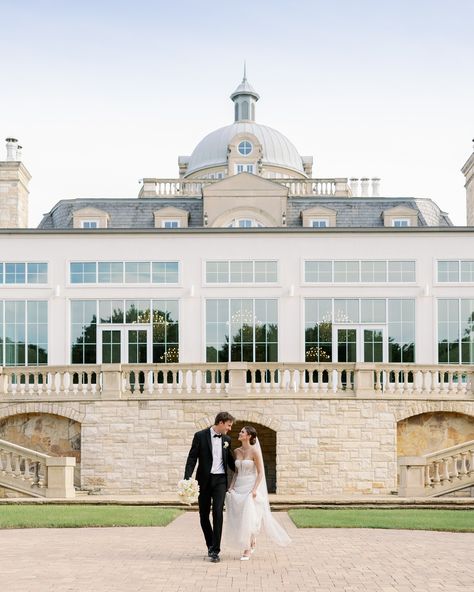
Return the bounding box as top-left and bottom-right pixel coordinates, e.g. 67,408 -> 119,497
251,489 -> 257,498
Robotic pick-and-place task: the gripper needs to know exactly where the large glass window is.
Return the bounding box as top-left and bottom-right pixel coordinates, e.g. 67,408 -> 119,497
304,260 -> 415,283
387,261 -> 416,282
152,262 -> 179,284
5,263 -> 26,284
305,299 -> 332,362
206,299 -> 277,363
304,298 -> 415,363
0,263 -> 48,284
305,261 -> 332,283
438,299 -> 474,364
124,262 -> 150,283
438,261 -> 474,283
98,262 -> 123,283
361,261 -> 387,282
334,261 -> 360,283
71,300 -> 97,364
70,261 -> 179,284
70,262 -> 97,284
1,300 -> 48,366
388,299 -> 415,362
71,299 -> 179,364
206,261 -> 277,283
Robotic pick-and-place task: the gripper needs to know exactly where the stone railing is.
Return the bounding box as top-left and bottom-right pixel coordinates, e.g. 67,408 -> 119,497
1,363 -> 473,399
399,439 -> 474,497
138,177 -> 352,198
0,438 -> 76,498
121,362 -> 356,396
374,365 -> 474,397
0,365 -> 101,397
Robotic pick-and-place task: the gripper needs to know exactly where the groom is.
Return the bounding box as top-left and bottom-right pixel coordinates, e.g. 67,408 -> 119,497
184,411 -> 235,563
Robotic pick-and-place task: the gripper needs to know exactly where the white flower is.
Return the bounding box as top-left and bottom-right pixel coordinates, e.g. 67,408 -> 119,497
177,478 -> 199,505
223,441 -> 229,449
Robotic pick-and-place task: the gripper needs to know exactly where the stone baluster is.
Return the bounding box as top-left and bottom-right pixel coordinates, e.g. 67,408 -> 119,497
374,370 -> 382,393
460,452 -> 468,476
433,461 -> 441,485
23,457 -> 30,481
441,458 -> 450,482
470,450 -> 474,475
424,464 -> 432,487
13,453 -> 21,477
451,455 -> 460,479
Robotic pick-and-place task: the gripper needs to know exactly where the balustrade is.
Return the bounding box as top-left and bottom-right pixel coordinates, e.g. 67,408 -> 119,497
0,439 -> 48,495
0,363 -> 473,400
399,439 -> 474,496
138,177 -> 351,198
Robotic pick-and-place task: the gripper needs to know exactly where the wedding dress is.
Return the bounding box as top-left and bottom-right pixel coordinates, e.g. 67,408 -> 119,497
225,454 -> 291,551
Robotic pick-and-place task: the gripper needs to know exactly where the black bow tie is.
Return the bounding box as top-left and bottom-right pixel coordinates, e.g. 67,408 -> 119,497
213,434 -> 222,438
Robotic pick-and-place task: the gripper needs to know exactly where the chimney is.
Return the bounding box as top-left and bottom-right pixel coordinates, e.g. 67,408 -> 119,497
462,139 -> 474,226
5,137 -> 18,161
360,178 -> 370,197
349,178 -> 359,197
371,178 -> 381,197
0,138 -> 31,227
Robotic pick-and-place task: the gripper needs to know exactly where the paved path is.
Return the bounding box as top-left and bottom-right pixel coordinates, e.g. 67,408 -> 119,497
1,512 -> 473,591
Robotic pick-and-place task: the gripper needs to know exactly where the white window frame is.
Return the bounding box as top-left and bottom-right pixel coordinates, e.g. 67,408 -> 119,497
162,220 -> 180,228
310,219 -> 329,228
81,220 -> 99,229
392,219 -> 410,227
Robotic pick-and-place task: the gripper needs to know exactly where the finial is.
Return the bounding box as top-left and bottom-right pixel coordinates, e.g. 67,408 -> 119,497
243,60 -> 247,82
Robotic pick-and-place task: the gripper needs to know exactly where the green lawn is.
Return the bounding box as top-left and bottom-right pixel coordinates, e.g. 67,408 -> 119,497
289,509 -> 474,532
0,505 -> 182,529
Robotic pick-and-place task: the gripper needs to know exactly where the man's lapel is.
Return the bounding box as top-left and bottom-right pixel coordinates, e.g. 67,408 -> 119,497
206,428 -> 212,456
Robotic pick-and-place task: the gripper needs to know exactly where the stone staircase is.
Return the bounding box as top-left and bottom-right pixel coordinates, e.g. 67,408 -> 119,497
399,439 -> 474,497
0,438 -> 76,498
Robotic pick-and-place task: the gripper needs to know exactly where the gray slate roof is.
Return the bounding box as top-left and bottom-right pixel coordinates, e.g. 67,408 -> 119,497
38,196 -> 452,229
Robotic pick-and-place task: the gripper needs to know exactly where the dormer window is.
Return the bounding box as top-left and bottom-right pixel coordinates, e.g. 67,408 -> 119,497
310,219 -> 329,228
162,220 -> 180,228
392,219 -> 410,227
81,220 -> 99,229
238,141 -> 253,156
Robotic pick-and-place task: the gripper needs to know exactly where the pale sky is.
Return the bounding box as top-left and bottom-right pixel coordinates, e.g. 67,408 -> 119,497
1,0 -> 473,226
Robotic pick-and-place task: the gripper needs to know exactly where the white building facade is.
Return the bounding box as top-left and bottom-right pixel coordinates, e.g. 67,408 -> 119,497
1,77 -> 474,498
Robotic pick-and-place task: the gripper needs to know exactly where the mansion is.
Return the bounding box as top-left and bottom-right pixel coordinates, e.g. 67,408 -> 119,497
1,75 -> 474,498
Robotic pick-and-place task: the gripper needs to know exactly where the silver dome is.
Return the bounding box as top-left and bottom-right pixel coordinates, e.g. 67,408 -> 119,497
185,121 -> 305,177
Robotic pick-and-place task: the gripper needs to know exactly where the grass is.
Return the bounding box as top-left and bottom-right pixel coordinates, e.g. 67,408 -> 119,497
288,509 -> 474,532
0,505 -> 182,529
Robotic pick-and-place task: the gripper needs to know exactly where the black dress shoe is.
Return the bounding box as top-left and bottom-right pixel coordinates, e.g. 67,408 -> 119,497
210,553 -> 220,563
208,548 -> 213,557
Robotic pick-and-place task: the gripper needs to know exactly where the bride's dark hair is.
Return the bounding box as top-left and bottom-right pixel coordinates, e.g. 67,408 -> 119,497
243,426 -> 257,445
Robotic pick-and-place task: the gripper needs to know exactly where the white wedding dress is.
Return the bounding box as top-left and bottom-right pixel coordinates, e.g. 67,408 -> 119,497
225,458 -> 291,550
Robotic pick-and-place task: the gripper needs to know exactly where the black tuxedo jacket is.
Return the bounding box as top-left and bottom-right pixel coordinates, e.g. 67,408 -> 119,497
184,428 -> 235,487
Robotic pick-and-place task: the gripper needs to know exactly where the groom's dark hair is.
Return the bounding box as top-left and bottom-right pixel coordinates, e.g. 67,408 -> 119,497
214,411 -> 235,425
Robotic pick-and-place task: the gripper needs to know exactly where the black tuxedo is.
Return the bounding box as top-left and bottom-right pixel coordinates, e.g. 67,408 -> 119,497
184,428 -> 235,555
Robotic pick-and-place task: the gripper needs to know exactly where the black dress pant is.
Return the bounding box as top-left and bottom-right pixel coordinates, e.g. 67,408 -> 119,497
198,473 -> 226,554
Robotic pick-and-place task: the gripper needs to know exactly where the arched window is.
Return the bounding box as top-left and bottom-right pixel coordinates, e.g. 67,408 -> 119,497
241,100 -> 249,120
227,218 -> 264,228
234,102 -> 239,121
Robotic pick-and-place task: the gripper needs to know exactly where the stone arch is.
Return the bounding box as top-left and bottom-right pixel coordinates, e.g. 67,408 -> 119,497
0,402 -> 86,424
394,401 -> 474,423
211,206 -> 278,228
195,412 -> 281,431
0,403 -> 86,487
396,404 -> 474,457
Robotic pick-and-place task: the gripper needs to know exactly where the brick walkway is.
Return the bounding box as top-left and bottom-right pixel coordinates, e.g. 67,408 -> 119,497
1,512 -> 473,591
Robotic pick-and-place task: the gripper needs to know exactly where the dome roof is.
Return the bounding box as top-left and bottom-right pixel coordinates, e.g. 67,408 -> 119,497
185,121 -> 305,177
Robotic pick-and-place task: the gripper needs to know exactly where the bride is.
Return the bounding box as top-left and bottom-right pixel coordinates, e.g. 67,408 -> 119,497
225,426 -> 291,560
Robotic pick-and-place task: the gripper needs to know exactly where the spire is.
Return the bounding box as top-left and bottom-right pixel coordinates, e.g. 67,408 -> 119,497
230,67 -> 259,122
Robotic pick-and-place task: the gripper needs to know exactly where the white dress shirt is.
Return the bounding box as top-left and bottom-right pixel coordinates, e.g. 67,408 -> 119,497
210,427 -> 225,474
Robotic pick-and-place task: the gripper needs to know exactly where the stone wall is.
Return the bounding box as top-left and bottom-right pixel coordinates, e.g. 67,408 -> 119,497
397,412 -> 474,456
2,398 -> 474,496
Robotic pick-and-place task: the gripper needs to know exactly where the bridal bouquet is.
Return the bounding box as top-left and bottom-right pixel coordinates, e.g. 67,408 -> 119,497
177,478 -> 200,505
